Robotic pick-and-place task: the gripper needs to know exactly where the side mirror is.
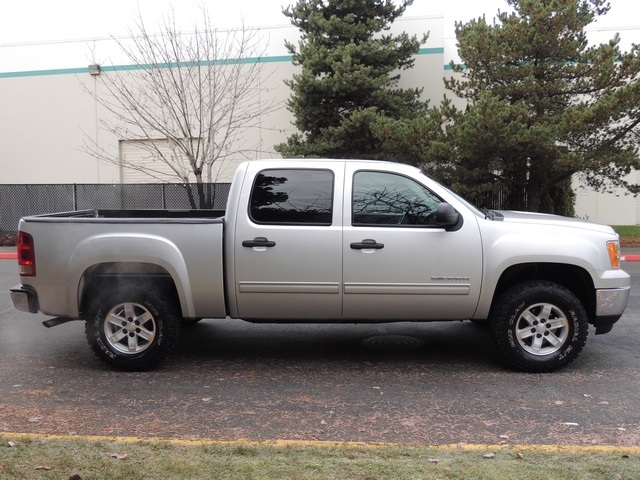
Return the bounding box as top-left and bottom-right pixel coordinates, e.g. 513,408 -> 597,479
436,202 -> 460,228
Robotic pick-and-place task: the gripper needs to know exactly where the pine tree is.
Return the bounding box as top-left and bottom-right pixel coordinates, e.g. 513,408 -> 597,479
378,0 -> 640,214
275,0 -> 428,158
446,0 -> 640,213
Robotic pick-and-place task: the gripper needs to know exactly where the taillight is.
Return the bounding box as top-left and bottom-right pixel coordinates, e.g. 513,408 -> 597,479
17,231 -> 36,276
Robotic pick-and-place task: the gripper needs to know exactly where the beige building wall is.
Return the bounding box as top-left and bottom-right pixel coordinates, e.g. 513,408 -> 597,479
0,16 -> 444,184
0,73 -> 119,183
573,171 -> 639,226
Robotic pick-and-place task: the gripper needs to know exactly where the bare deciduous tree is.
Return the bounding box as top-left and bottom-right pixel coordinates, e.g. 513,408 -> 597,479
83,6 -> 276,208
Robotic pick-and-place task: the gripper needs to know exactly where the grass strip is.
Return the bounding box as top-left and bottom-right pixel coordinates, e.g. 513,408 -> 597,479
614,225 -> 640,247
1,434 -> 638,479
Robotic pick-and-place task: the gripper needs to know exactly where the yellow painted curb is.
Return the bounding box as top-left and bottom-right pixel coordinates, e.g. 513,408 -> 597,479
1,432 -> 639,454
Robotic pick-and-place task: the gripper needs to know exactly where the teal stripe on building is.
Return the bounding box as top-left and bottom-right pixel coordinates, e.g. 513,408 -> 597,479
0,49 -> 446,79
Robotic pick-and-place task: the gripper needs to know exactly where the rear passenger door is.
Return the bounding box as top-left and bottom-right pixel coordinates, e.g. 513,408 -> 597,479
233,164 -> 344,320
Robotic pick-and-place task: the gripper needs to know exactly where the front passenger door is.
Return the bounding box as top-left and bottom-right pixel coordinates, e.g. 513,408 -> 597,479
343,169 -> 483,320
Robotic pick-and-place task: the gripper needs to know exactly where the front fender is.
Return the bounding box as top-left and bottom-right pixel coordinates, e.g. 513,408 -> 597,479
474,228 -> 626,320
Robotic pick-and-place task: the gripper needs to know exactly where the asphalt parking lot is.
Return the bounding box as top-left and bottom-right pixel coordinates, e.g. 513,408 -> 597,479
1,254 -> 638,446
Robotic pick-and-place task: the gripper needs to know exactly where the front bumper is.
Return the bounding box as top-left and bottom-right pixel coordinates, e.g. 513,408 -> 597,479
593,286 -> 630,334
10,284 -> 39,314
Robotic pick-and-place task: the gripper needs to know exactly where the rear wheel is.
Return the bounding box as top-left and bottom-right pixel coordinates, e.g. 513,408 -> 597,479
490,280 -> 588,373
85,284 -> 181,371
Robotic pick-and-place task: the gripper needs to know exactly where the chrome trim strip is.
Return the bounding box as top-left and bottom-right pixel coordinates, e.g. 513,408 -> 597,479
344,283 -> 470,295
238,282 -> 340,294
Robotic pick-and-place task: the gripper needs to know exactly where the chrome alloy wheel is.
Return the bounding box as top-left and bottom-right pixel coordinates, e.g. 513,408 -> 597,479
104,302 -> 157,354
515,302 -> 570,356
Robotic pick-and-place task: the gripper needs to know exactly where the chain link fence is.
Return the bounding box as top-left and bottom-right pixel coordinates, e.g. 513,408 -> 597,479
0,183 -> 231,233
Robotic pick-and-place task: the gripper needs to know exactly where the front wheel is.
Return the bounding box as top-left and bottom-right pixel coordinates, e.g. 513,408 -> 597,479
85,284 -> 181,371
490,280 -> 588,373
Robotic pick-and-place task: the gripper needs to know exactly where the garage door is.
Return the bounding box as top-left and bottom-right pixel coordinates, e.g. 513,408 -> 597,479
119,139 -> 187,183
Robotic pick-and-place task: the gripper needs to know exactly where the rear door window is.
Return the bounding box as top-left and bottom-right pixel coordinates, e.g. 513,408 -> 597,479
250,169 -> 334,225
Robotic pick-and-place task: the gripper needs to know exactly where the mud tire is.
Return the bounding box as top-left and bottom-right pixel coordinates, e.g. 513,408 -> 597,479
85,284 -> 181,371
490,280 -> 588,373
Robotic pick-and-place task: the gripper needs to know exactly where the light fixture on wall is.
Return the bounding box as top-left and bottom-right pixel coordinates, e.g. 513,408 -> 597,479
88,64 -> 101,76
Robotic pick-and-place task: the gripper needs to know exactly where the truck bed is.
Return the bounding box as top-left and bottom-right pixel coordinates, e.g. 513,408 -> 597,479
17,209 -> 226,320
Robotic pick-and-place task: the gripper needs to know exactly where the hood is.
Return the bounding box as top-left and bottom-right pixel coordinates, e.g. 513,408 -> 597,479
495,210 -> 616,236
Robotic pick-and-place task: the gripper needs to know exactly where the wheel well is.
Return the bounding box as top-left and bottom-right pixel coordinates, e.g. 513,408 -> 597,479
492,263 -> 595,321
78,262 -> 180,317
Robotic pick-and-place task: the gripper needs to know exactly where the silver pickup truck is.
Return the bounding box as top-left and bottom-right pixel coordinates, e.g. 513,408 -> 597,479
10,159 -> 630,372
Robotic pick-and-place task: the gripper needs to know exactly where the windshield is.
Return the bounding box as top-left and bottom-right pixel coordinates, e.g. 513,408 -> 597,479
418,171 -> 487,219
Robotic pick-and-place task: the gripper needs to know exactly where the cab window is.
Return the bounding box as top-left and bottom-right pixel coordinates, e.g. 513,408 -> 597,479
250,169 -> 334,225
352,171 -> 442,226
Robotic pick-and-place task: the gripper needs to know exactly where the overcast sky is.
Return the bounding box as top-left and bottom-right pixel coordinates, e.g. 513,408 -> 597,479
1,0 -> 639,72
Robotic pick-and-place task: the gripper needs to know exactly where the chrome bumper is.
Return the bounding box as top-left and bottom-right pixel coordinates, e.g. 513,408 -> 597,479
10,285 -> 39,314
596,286 -> 630,318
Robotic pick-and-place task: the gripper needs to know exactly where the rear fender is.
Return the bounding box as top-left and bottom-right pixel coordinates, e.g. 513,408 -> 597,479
68,233 -> 194,318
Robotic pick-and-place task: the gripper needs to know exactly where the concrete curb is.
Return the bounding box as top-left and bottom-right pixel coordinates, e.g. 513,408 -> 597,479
1,432 -> 640,453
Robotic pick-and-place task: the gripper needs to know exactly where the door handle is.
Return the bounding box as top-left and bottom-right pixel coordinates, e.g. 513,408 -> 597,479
242,237 -> 276,248
350,239 -> 384,250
